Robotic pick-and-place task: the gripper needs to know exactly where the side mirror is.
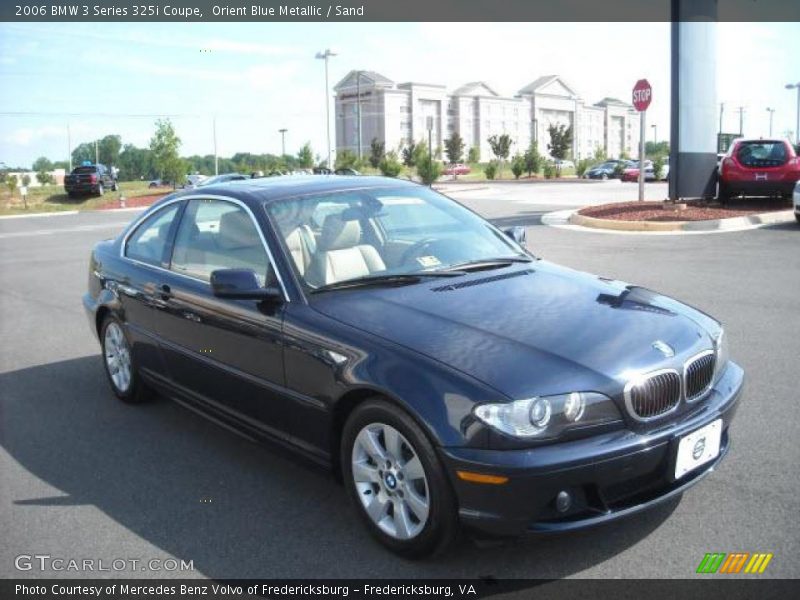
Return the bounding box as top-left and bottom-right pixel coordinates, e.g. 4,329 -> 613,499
210,269 -> 282,301
502,226 -> 527,248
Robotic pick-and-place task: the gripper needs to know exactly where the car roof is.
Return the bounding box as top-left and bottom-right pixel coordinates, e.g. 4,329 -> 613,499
158,175 -> 422,207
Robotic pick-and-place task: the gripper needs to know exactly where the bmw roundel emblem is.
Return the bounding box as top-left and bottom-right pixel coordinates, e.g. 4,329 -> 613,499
652,340 -> 675,358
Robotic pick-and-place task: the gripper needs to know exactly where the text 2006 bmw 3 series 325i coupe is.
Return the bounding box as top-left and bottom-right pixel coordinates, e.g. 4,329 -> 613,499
83,176 -> 744,557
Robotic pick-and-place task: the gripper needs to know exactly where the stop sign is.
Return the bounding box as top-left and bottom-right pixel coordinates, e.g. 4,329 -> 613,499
632,79 -> 652,112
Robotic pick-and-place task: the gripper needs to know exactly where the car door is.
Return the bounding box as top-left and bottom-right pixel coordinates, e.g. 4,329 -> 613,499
154,196 -> 292,437
118,200 -> 185,379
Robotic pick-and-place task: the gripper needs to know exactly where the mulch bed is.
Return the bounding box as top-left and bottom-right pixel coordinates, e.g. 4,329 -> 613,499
96,193 -> 168,210
578,199 -> 791,222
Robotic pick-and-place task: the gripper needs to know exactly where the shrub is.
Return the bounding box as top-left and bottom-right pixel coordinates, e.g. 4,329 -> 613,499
484,160 -> 498,180
467,145 -> 480,163
415,147 -> 442,185
576,158 -> 592,177
543,161 -> 556,179
378,151 -> 402,177
511,154 -> 525,180
653,156 -> 665,180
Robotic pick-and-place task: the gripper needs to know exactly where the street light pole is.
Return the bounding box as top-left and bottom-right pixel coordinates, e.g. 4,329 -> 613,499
766,107 -> 775,137
315,49 -> 337,168
786,83 -> 800,145
213,116 -> 218,176
737,106 -> 745,136
651,123 -> 657,143
279,128 -> 288,156
356,70 -> 363,161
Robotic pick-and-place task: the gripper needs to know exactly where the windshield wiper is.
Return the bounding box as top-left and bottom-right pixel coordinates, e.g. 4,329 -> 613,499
310,271 -> 465,293
436,256 -> 534,273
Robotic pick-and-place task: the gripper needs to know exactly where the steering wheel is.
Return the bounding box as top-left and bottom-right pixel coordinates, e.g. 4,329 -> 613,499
400,238 -> 439,266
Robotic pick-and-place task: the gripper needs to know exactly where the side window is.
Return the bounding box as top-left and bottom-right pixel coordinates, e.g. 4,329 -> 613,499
170,199 -> 272,286
124,204 -> 181,266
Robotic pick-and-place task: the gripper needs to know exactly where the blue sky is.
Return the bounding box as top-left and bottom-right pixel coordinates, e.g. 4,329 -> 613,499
0,21 -> 798,168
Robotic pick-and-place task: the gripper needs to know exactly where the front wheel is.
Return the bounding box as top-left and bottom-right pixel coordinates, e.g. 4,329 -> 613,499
96,183 -> 104,196
341,399 -> 458,558
795,213 -> 800,224
100,315 -> 153,403
111,180 -> 119,192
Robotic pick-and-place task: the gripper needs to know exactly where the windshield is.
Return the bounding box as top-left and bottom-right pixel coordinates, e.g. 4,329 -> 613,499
265,185 -> 528,291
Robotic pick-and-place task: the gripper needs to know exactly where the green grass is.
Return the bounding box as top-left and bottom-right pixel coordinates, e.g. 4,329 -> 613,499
0,181 -> 163,216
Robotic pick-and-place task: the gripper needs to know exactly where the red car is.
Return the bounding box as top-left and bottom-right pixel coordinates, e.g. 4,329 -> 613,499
443,163 -> 471,176
718,138 -> 800,201
621,160 -> 656,182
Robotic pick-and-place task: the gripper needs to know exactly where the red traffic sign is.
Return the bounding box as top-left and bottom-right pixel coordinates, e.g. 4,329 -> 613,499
632,79 -> 652,112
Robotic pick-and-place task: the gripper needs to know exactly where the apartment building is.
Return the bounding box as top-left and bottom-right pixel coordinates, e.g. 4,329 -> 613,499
334,71 -> 642,161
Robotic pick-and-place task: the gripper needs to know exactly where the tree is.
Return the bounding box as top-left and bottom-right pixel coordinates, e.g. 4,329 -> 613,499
576,158 -> 592,177
369,138 -> 385,169
414,145 -> 442,185
21,173 -> 31,187
547,124 -> 573,175
467,145 -> 480,163
378,151 -> 402,177
592,146 -> 608,162
297,143 -> 314,169
32,156 -> 53,172
36,171 -> 54,186
5,174 -> 17,195
511,154 -> 525,180
444,132 -> 465,165
118,144 -> 154,180
401,143 -> 417,168
653,156 -> 666,180
149,119 -> 184,188
97,135 -> 122,166
71,142 -> 95,166
335,149 -> 359,170
487,134 -> 513,177
523,142 -> 542,176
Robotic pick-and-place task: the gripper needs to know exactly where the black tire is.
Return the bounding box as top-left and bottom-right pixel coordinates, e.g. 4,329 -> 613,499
100,315 -> 153,404
96,183 -> 104,196
795,214 -> 800,224
341,398 -> 458,558
718,182 -> 730,205
67,191 -> 77,199
112,180 -> 119,192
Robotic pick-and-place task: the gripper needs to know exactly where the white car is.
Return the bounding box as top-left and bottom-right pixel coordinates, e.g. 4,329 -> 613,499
793,180 -> 800,224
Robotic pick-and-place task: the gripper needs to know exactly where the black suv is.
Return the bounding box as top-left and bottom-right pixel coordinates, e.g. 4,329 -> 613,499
64,163 -> 118,197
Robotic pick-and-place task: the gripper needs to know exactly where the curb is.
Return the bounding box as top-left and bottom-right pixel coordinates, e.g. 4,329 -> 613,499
0,210 -> 79,220
435,185 -> 491,194
569,209 -> 795,232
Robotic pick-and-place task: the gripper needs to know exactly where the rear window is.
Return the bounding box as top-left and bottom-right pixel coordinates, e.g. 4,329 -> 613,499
72,166 -> 97,174
735,142 -> 788,167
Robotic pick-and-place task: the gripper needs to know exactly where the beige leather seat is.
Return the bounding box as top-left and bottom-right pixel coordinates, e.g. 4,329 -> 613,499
207,209 -> 269,283
285,224 -> 316,276
307,214 -> 385,286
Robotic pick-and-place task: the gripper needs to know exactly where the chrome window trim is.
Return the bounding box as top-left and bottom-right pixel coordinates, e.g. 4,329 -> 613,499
683,349 -> 715,403
119,194 -> 289,302
623,367 -> 682,423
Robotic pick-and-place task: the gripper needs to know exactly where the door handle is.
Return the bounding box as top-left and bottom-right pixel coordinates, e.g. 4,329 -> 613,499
159,284 -> 172,301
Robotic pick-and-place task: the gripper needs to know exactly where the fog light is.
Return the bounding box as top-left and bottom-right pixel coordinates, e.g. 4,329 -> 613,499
556,490 -> 572,513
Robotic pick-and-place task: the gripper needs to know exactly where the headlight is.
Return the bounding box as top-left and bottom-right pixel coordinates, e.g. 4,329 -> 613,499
713,327 -> 729,382
473,392 -> 622,440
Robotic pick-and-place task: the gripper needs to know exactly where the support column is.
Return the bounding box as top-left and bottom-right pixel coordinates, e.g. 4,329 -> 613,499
669,0 -> 718,201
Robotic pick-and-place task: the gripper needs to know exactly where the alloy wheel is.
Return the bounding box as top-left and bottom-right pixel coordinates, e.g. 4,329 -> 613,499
351,423 -> 430,540
104,322 -> 132,393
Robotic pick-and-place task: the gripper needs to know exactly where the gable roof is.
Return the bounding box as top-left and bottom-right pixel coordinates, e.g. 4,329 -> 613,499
451,81 -> 499,97
334,70 -> 394,91
594,97 -> 633,108
518,75 -> 578,98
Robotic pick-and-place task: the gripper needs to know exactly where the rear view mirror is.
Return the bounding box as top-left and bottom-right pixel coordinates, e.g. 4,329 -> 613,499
210,269 -> 282,301
502,226 -> 527,248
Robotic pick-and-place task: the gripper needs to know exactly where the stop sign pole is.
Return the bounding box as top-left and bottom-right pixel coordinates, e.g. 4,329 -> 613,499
632,79 -> 652,201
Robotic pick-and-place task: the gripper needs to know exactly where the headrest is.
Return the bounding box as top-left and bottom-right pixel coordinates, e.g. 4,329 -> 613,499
319,214 -> 361,251
218,210 -> 261,250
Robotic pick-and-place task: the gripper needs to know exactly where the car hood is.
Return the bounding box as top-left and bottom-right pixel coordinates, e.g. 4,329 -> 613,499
311,261 -> 719,401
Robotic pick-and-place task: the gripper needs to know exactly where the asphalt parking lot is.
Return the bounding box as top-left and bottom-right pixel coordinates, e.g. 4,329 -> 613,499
1,181 -> 798,579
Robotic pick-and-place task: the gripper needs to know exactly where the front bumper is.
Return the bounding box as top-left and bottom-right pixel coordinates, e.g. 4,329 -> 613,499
440,361 -> 744,537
